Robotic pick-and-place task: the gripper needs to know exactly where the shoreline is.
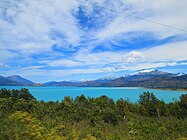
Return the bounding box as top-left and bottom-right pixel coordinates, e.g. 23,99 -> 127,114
145,87 -> 187,91
1,85 -> 187,91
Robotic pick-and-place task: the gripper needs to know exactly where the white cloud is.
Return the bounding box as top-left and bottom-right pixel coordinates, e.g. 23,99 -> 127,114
0,0 -> 187,81
36,40 -> 187,74
96,0 -> 187,41
143,41 -> 187,62
0,0 -> 81,56
48,59 -> 83,67
0,63 -> 11,68
125,51 -> 145,63
21,66 -> 45,70
1,0 -> 187,56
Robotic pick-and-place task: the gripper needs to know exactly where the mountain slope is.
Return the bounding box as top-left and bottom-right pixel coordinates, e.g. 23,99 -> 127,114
0,75 -> 20,86
128,69 -> 175,81
41,70 -> 187,88
1,70 -> 186,88
101,70 -> 176,87
0,75 -> 34,86
7,75 -> 35,86
43,77 -> 115,87
128,74 -> 187,88
43,81 -> 76,86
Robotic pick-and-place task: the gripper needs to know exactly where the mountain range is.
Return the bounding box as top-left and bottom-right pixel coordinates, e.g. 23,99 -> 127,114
0,70 -> 187,89
0,75 -> 34,86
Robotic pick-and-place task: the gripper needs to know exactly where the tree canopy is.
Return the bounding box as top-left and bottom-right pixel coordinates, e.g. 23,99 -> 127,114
0,88 -> 186,140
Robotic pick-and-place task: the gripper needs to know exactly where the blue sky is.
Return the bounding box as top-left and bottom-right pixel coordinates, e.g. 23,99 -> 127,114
0,0 -> 187,83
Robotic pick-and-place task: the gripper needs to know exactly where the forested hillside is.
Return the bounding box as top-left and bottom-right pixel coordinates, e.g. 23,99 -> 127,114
0,88 -> 186,139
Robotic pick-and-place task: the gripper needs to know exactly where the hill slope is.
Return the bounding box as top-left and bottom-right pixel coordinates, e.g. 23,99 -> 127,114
43,70 -> 187,88
0,75 -> 20,86
1,70 -> 186,88
0,75 -> 34,86
7,75 -> 34,86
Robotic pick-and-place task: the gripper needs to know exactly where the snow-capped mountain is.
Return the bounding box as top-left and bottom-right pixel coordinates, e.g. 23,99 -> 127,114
134,69 -> 156,75
1,69 -> 186,88
177,72 -> 186,76
134,69 -> 172,76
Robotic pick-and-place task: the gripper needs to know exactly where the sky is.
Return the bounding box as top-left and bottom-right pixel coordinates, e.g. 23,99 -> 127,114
0,0 -> 187,83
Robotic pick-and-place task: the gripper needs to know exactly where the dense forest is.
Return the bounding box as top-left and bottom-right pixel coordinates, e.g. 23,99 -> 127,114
0,88 -> 186,140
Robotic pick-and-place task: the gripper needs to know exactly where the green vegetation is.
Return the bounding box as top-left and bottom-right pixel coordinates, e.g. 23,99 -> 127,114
0,88 -> 186,140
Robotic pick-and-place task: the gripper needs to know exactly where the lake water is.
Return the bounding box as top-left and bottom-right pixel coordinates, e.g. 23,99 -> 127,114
0,86 -> 186,103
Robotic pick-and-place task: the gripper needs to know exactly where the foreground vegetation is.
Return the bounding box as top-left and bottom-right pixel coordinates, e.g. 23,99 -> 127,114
0,88 -> 186,140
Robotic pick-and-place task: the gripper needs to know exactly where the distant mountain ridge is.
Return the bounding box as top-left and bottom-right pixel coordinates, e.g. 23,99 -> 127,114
0,75 -> 35,86
42,70 -> 187,88
7,75 -> 34,85
0,69 -> 187,88
0,75 -> 20,86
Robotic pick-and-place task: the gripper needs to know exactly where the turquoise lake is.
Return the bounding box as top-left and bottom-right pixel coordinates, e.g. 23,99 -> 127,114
0,86 -> 186,103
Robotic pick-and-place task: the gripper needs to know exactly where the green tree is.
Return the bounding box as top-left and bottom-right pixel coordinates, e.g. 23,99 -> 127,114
18,88 -> 36,100
0,88 -> 11,98
179,94 -> 187,118
139,92 -> 159,117
9,111 -> 64,140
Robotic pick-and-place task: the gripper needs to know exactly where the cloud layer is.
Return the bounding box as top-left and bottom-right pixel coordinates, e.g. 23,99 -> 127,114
0,0 -> 187,82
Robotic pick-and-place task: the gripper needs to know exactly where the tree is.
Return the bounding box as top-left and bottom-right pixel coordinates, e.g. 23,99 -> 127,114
0,88 -> 11,98
179,94 -> 187,118
9,111 -> 64,140
139,92 -> 159,117
18,88 -> 36,101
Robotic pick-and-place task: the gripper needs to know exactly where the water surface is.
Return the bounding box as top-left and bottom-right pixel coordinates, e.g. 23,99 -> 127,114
1,86 -> 186,103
